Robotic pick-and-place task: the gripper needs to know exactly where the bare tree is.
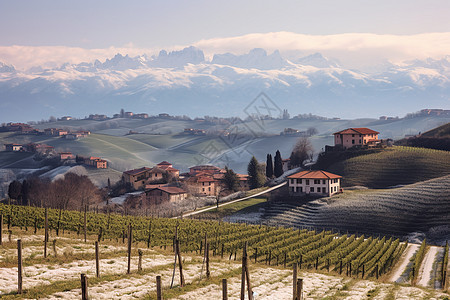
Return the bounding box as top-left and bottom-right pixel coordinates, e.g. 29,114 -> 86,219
289,137 -> 313,168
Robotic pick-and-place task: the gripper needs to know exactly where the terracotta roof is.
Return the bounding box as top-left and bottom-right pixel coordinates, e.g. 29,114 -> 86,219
197,176 -> 217,182
333,128 -> 379,135
157,161 -> 172,166
165,167 -> 179,172
287,170 -> 342,180
123,167 -> 151,176
150,186 -> 187,194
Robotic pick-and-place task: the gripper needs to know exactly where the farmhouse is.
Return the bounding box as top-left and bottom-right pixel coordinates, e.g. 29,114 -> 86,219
185,175 -> 218,196
123,162 -> 179,190
5,143 -> 23,151
287,170 -> 342,197
145,186 -> 187,205
333,128 -> 379,149
59,152 -> 76,160
84,157 -> 108,169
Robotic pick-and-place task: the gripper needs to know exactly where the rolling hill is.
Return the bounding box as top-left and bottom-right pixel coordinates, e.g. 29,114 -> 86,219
263,175 -> 450,244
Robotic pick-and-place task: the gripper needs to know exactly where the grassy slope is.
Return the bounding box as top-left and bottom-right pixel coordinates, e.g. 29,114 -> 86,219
420,122 -> 450,138
325,146 -> 450,188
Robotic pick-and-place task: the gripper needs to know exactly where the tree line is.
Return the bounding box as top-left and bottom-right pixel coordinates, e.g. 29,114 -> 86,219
7,173 -> 105,210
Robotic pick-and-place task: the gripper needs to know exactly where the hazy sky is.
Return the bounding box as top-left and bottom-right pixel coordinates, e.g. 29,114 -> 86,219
1,0 -> 449,49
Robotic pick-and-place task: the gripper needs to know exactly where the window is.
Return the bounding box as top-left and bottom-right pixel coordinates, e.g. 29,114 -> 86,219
290,179 -> 294,185
322,187 -> 326,193
314,179 -> 320,184
352,134 -> 355,137
322,180 -> 326,184
291,187 -> 295,192
359,139 -> 362,143
352,140 -> 355,144
310,187 -> 314,192
299,187 -> 302,192
202,188 -> 205,192
297,179 -> 302,184
306,179 -> 309,185
208,187 -> 211,191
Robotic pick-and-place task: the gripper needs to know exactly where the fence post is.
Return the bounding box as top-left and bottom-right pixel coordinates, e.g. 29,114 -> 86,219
81,273 -> 88,300
127,224 -> 132,274
18,239 -> 22,294
156,275 -> 162,300
176,239 -> 185,287
206,242 -> 210,278
138,249 -> 143,272
95,241 -> 100,278
84,205 -> 87,242
295,278 -> 303,300
222,278 -> 228,300
292,263 -> 297,300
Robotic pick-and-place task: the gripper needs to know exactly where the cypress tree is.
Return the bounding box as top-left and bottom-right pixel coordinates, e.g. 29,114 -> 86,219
274,150 -> 283,177
266,154 -> 274,178
247,156 -> 265,189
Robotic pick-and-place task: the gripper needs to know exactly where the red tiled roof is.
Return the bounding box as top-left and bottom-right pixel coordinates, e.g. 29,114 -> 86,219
287,170 -> 342,179
333,128 -> 379,135
151,186 -> 187,194
198,176 -> 217,182
123,167 -> 151,175
157,161 -> 172,166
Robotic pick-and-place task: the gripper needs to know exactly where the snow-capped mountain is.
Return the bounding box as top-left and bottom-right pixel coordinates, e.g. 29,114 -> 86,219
0,47 -> 449,122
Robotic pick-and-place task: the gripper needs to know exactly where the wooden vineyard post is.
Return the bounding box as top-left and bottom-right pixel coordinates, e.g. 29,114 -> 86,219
138,249 -> 143,272
340,260 -> 342,275
147,221 -> 152,248
127,224 -> 132,274
221,243 -> 224,259
254,247 -> 258,263
299,254 -> 302,269
206,243 -> 210,279
84,205 -> 87,242
156,275 -> 162,300
284,252 -> 287,268
0,214 -> 3,245
362,264 -> 365,279
81,273 -> 88,300
176,238 -> 185,287
240,242 -> 253,300
53,239 -> 57,257
315,257 -> 318,270
222,278 -> 228,300
34,216 -> 37,234
376,264 -> 379,280
17,239 -> 22,294
292,263 -> 298,300
295,278 -> 303,300
95,241 -> 100,278
44,208 -> 48,258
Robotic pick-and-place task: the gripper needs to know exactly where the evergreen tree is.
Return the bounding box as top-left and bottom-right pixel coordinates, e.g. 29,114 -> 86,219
221,167 -> 240,192
247,156 -> 265,189
265,154 -> 274,178
274,150 -> 283,177
21,179 -> 31,206
120,108 -> 125,118
8,180 -> 22,201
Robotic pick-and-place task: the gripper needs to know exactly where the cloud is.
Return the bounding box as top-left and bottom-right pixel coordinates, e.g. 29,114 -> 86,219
1,32 -> 450,70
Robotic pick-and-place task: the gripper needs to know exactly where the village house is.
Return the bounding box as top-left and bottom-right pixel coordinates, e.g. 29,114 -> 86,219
84,157 -> 108,169
59,152 -> 76,160
23,143 -> 54,154
5,144 -> 23,151
44,128 -> 68,136
145,186 -> 187,205
287,170 -> 342,197
1,123 -> 37,134
333,128 -> 379,149
122,162 -> 179,190
189,165 -> 221,176
133,113 -> 149,119
156,161 -> 180,177
60,116 -> 72,121
185,175 -> 218,196
124,112 -> 134,118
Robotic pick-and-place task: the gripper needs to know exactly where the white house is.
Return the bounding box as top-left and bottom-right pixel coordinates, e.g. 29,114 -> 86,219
287,170 -> 342,197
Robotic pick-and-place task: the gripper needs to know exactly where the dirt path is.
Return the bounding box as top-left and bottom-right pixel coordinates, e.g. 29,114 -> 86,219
417,246 -> 439,288
389,243 -> 419,283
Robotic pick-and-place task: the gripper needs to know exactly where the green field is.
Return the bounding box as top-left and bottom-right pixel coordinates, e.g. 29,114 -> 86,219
325,146 -> 450,188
